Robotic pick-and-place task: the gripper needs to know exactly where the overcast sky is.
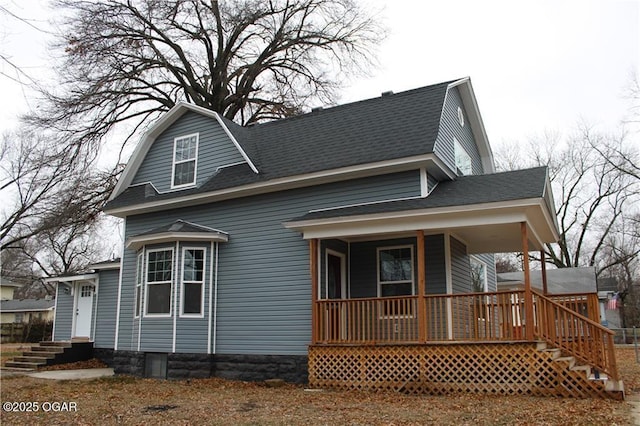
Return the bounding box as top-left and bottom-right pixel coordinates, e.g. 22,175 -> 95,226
1,0 -> 638,156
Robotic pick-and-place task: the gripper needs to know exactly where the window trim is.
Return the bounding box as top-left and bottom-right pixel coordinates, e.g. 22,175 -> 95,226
134,252 -> 144,318
180,246 -> 206,318
470,256 -> 488,293
171,133 -> 199,189
454,137 -> 472,176
376,245 -> 415,297
144,247 -> 174,318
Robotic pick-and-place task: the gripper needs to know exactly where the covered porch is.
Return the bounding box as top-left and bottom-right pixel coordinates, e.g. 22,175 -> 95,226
286,184 -> 622,398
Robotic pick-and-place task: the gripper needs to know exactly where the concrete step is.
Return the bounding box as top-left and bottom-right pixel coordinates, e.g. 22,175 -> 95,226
0,366 -> 35,372
38,341 -> 72,348
22,351 -> 56,359
4,361 -> 45,369
12,356 -> 49,364
30,346 -> 64,353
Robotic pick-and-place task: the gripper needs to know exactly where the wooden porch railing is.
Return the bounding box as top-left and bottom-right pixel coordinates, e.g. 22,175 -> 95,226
314,290 -> 618,380
546,293 -> 600,321
533,291 -> 618,380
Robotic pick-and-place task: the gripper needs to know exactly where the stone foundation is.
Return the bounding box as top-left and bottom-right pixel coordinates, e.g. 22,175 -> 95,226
94,349 -> 308,383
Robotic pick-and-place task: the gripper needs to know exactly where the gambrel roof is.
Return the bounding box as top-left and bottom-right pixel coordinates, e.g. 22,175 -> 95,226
105,78 -> 493,216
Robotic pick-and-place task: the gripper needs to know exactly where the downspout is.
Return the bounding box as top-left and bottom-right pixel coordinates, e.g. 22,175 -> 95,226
207,241 -> 214,354
212,242 -> 219,354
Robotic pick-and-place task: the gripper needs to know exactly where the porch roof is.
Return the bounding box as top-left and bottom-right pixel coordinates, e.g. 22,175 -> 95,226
126,219 -> 229,250
285,167 -> 559,253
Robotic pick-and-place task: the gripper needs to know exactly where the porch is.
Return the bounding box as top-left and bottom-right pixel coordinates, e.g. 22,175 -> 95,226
308,284 -> 621,398
286,181 -> 623,398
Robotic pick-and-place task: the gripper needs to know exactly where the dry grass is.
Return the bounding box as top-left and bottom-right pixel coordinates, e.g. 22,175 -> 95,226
0,347 -> 638,426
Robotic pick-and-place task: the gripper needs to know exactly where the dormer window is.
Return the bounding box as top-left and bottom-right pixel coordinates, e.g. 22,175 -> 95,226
172,133 -> 199,188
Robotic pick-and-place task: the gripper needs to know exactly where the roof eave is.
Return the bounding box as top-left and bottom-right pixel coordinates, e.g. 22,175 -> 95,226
109,103 -> 258,202
125,231 -> 229,250
448,78 -> 496,173
105,154 -> 453,218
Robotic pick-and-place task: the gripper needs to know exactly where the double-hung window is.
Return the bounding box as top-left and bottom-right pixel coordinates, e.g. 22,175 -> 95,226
145,249 -> 173,316
378,246 -> 415,297
181,248 -> 205,317
172,133 -> 199,188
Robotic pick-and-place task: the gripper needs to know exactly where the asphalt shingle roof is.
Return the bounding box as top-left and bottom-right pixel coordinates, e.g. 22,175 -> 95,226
0,299 -> 55,311
106,81 -> 454,210
132,220 -> 227,238
290,167 -> 549,222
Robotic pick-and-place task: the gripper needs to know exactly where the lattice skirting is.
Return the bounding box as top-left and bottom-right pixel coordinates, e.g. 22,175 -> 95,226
308,343 -> 618,399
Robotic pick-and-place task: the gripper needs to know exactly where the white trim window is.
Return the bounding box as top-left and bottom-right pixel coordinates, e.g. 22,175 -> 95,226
454,137 -> 472,176
377,246 -> 415,297
134,252 -> 144,318
181,248 -> 205,317
171,133 -> 199,188
145,249 -> 173,316
470,257 -> 488,292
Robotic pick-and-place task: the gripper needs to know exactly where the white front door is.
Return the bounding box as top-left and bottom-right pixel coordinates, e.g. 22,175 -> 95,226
74,284 -> 94,338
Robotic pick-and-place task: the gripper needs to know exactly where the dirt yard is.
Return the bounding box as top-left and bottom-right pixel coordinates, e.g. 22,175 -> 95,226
0,347 -> 638,425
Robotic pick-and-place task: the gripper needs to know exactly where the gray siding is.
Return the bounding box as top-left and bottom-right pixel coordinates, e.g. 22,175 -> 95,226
349,234 -> 447,298
349,237 -> 417,298
117,170 -> 422,355
433,87 -> 484,175
132,111 -> 247,192
53,284 -> 74,341
427,173 -> 439,193
474,253 -> 497,292
94,269 -> 119,349
425,234 -> 447,294
450,236 -> 472,294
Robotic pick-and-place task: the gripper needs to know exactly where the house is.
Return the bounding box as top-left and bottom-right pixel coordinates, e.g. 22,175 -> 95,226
597,276 -> 622,328
0,298 -> 55,324
498,267 -> 603,323
1,277 -> 22,300
49,78 -> 623,398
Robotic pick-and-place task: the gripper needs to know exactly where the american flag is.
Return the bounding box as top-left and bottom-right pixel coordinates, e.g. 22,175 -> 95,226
607,293 -> 619,310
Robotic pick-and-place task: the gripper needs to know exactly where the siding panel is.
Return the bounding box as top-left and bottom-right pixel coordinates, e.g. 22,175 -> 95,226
132,111 -> 247,192
53,285 -> 74,341
117,170 -> 422,355
433,87 -> 484,175
94,269 -> 119,348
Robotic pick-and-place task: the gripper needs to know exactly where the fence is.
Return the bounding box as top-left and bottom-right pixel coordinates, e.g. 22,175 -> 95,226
0,320 -> 53,343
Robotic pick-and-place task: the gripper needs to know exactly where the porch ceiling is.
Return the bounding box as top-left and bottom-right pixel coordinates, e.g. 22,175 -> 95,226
285,199 -> 557,253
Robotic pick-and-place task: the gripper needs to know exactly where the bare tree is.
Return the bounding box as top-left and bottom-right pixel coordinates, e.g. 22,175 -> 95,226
0,128 -> 119,251
27,0 -> 384,156
496,124 -> 639,277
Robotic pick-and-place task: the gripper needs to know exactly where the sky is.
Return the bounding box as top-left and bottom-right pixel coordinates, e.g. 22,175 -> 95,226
0,0 -> 638,158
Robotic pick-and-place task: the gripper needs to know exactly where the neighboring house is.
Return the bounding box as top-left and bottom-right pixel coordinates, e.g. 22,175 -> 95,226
49,78 -> 622,398
597,277 -> 622,328
0,298 -> 55,323
498,267 -> 604,323
0,277 -> 22,300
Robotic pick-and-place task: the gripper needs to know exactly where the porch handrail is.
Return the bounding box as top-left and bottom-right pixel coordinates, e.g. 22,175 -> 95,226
545,293 -> 600,321
532,290 -> 618,380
